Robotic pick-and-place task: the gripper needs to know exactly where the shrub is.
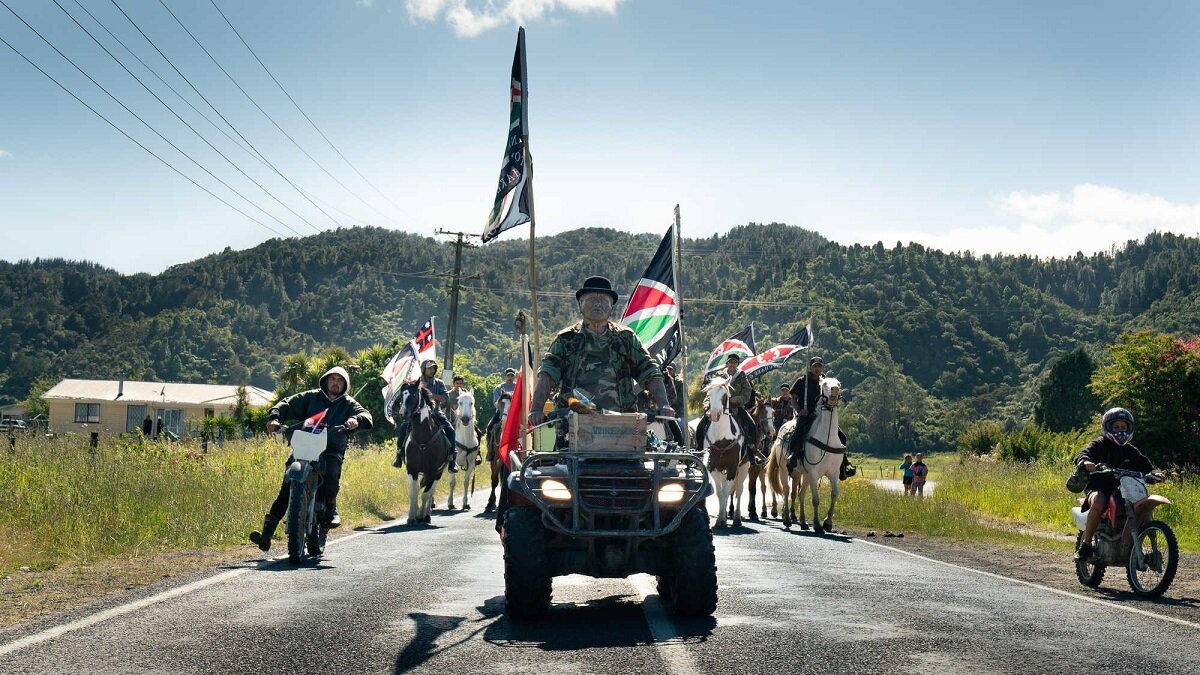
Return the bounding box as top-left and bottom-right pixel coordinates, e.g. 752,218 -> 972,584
959,420 -> 1003,458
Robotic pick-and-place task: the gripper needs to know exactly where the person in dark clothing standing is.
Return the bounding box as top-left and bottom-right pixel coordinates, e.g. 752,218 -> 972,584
771,383 -> 795,435
250,366 -> 372,550
787,356 -> 824,471
1072,407 -> 1164,561
141,415 -> 153,437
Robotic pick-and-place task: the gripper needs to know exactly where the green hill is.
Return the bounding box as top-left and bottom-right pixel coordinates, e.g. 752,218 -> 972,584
3,224 -> 1198,453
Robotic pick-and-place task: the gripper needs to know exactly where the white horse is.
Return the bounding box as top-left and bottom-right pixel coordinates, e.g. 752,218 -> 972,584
701,376 -> 749,528
447,390 -> 480,510
768,377 -> 845,533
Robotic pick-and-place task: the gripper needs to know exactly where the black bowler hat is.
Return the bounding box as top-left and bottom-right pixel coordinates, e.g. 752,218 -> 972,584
576,276 -> 619,303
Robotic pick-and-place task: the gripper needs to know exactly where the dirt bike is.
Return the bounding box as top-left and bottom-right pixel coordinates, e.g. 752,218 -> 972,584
279,423 -> 344,565
1072,466 -> 1178,597
501,406 -> 715,620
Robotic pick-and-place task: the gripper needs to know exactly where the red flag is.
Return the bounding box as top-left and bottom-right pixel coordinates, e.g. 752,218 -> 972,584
498,333 -> 534,468
303,408 -> 328,431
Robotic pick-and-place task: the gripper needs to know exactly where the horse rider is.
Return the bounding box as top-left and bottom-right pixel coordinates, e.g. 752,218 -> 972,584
392,359 -> 459,473
484,368 -> 516,442
772,383 -> 795,435
447,375 -> 467,426
693,353 -> 762,464
251,366 -> 372,549
787,356 -> 824,471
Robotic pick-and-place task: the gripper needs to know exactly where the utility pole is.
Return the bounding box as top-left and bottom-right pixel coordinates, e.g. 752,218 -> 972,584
436,229 -> 480,384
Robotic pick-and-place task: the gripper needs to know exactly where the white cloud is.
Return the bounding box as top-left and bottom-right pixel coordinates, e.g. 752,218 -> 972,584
403,0 -> 624,37
0,150 -> 11,158
859,184 -> 1200,258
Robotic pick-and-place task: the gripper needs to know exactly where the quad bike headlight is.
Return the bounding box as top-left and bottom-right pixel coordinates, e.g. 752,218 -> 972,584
540,478 -> 572,501
657,482 -> 685,504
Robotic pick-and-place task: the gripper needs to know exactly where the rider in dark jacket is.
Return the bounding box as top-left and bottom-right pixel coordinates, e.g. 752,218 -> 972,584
787,356 -> 824,470
1072,407 -> 1163,561
250,366 -> 373,550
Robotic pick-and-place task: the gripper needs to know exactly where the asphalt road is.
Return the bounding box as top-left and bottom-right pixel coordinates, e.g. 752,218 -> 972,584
3,491 -> 1198,674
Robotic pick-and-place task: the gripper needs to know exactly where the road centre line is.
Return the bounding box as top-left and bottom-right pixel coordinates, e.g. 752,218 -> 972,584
0,523 -> 387,657
857,539 -> 1200,631
630,574 -> 702,675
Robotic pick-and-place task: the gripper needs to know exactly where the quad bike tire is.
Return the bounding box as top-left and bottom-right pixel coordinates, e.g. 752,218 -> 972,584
656,508 -> 718,618
1074,532 -> 1105,587
503,506 -> 552,620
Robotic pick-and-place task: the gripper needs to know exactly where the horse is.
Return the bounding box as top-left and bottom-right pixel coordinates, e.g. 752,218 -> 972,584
744,395 -> 777,521
447,390 -> 480,511
397,382 -> 451,525
768,377 -> 845,533
701,376 -> 749,528
484,394 -> 510,513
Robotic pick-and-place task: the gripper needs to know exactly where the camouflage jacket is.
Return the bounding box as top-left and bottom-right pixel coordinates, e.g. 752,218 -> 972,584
727,370 -> 754,409
539,321 -> 662,413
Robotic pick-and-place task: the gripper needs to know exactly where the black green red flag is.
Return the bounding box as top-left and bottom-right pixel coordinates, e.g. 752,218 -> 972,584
738,322 -> 814,379
619,228 -> 681,367
482,27 -> 531,243
702,325 -> 756,383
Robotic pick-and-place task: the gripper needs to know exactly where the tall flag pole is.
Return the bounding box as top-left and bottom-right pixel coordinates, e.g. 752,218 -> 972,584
481,27 -> 541,360
619,227 -> 682,367
673,205 -> 689,428
499,313 -> 534,469
738,321 -> 814,380
702,324 -> 757,384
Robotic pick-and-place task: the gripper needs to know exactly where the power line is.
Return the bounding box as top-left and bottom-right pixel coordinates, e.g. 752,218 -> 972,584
0,32 -> 284,238
52,0 -> 324,235
109,0 -> 337,232
206,0 -> 413,228
0,0 -> 302,236
153,0 -> 361,230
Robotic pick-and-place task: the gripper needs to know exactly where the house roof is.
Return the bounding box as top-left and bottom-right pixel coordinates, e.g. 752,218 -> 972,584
43,379 -> 275,407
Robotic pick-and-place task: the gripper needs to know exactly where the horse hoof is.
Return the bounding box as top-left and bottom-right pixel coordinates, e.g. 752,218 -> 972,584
463,505 -> 471,511
484,506 -> 494,513
733,518 -> 742,527
800,523 -> 810,531
407,518 -> 415,526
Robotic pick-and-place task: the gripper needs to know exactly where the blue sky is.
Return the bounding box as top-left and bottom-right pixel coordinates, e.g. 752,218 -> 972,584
1,0 -> 1198,273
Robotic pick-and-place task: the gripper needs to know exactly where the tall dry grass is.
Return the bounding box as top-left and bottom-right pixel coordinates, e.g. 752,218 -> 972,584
0,433 -> 424,573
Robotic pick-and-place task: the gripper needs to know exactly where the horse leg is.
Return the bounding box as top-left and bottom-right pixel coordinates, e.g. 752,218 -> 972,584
732,463 -> 749,526
747,467 -> 758,521
462,453 -> 475,510
713,475 -> 729,528
824,472 -> 839,532
796,473 -> 810,531
407,474 -> 420,525
447,462 -> 458,510
810,473 -> 823,533
485,459 -> 499,512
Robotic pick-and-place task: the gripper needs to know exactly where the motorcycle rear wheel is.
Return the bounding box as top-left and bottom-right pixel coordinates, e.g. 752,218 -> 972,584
287,480 -> 313,565
1074,532 -> 1105,587
1127,520 -> 1178,598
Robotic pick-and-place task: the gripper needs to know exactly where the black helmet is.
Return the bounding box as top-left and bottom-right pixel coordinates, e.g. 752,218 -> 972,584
1102,407 -> 1134,446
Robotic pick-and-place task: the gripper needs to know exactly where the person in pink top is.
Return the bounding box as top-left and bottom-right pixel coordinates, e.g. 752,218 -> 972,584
911,453 -> 929,496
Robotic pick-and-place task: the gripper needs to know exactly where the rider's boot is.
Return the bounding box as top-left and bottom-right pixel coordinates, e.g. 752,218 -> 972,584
447,448 -> 459,473
327,500 -> 341,528
249,515 -> 278,552
393,441 -> 406,468
1074,540 -> 1094,562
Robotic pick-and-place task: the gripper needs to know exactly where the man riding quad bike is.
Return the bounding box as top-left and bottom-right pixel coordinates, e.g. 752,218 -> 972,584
499,276 -> 717,620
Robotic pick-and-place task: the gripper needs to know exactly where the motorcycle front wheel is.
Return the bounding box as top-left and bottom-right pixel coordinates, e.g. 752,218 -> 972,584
1074,532 -> 1105,587
287,479 -> 313,565
1127,520 -> 1178,598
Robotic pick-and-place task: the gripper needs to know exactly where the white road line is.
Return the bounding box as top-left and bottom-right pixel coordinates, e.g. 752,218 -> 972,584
0,523 -> 388,657
857,539 -> 1200,631
630,574 -> 702,675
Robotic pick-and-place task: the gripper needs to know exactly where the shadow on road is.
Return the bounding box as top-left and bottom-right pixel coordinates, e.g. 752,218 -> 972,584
712,525 -> 760,537
369,522 -> 445,535
1092,587 -> 1200,609
777,527 -> 856,544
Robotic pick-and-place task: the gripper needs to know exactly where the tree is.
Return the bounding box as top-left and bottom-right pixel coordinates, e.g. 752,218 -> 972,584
1091,330 -> 1200,468
21,375 -> 56,421
1035,348 -> 1101,431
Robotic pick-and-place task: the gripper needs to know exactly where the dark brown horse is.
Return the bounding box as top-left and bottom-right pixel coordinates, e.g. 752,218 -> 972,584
484,395 -> 510,512
397,382 -> 450,525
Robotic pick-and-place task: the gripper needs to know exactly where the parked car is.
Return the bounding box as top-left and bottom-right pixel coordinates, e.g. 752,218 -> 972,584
0,419 -> 28,431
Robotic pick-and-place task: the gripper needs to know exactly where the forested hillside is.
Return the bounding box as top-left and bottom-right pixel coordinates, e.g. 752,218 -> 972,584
3,224 -> 1198,453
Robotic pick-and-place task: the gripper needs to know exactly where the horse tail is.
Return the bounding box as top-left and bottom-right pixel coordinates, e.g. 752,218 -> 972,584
766,446 -> 786,498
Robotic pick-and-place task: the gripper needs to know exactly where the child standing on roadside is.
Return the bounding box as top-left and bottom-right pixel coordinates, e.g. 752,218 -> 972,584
899,454 -> 914,495
912,453 -> 929,497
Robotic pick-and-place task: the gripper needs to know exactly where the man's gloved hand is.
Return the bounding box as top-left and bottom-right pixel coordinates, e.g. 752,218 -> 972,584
528,410 -> 546,426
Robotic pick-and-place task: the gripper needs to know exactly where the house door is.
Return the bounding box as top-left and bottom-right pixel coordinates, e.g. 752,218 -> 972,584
126,405 -> 147,433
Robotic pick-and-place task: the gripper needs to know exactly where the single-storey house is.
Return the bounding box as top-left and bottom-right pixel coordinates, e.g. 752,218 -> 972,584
42,378 -> 274,437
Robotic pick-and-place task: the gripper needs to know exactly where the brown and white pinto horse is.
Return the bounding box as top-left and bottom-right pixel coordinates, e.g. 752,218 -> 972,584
397,383 -> 450,525
702,376 -> 749,528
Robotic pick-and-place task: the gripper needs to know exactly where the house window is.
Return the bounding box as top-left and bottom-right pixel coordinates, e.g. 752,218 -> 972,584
74,403 -> 100,423
162,409 -> 185,436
